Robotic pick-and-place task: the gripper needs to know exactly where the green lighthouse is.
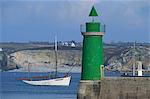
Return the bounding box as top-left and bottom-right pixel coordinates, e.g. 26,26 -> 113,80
81,6 -> 104,80
77,6 -> 105,99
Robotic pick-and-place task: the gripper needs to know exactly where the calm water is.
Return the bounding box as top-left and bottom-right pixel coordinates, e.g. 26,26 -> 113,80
0,71 -> 149,99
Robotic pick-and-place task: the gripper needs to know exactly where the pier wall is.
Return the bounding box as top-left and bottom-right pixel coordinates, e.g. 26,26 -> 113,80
100,77 -> 150,99
77,77 -> 150,99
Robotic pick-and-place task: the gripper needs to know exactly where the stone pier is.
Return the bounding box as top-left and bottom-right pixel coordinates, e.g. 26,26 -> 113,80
77,77 -> 150,99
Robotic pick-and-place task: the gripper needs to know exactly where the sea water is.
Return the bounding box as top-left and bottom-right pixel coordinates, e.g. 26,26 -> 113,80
1,72 -> 80,99
0,71 -> 149,99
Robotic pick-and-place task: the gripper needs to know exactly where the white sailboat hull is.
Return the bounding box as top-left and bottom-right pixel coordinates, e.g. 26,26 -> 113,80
22,76 -> 71,86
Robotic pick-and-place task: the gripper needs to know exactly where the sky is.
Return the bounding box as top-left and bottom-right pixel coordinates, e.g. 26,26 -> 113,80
0,0 -> 150,43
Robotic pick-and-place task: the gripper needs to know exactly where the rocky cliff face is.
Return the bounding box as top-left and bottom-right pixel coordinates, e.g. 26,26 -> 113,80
10,45 -> 150,72
104,46 -> 150,71
10,50 -> 81,72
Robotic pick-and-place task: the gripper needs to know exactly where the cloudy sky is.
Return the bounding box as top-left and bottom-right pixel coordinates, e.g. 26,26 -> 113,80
0,0 -> 149,43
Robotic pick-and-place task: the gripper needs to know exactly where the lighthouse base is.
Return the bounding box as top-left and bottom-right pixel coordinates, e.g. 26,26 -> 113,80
77,80 -> 101,99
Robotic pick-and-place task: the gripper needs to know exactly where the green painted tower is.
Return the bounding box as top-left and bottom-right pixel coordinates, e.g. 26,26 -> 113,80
77,6 -> 105,99
81,6 -> 104,80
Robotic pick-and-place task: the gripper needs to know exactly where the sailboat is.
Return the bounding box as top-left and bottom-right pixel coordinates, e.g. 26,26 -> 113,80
22,76 -> 71,86
21,35 -> 71,86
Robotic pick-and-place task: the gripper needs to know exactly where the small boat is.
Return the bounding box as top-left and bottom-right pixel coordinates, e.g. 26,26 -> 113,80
22,76 -> 71,86
121,72 -> 131,77
22,35 -> 71,86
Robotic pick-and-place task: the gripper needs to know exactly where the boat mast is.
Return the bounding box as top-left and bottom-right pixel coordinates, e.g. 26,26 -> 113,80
27,53 -> 30,78
54,35 -> 58,77
133,42 -> 136,76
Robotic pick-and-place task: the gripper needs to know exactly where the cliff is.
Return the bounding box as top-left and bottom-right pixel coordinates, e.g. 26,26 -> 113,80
5,45 -> 150,72
10,50 -> 81,72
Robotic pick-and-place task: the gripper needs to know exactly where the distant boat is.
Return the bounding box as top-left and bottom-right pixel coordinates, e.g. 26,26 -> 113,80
20,35 -> 71,86
121,72 -> 131,77
121,42 -> 143,77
